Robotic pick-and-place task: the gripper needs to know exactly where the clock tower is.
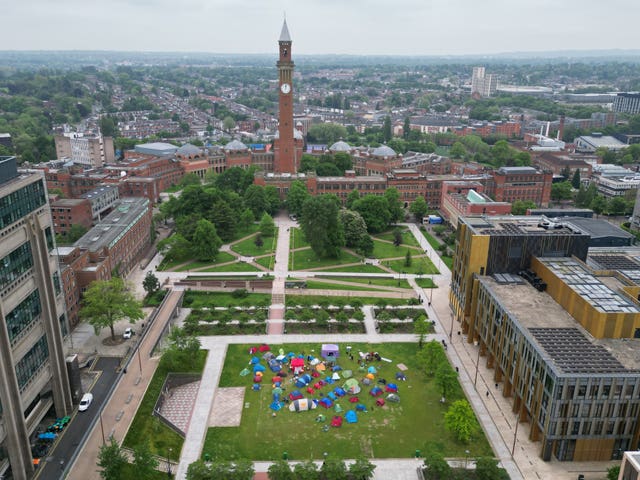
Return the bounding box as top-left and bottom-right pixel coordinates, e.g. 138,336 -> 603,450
274,19 -> 298,174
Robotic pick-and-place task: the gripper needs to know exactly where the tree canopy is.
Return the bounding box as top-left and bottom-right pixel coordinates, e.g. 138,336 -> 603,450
352,195 -> 391,233
300,195 -> 345,258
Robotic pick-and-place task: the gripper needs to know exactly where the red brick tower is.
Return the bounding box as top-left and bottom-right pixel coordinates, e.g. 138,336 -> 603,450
274,19 -> 296,173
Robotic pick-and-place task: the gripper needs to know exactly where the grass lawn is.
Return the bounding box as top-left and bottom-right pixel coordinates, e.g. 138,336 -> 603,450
201,262 -> 262,273
231,231 -> 278,257
173,252 -> 237,272
304,280 -> 394,292
419,228 -> 442,250
123,350 -> 208,460
286,294 -> 413,307
387,256 -> 438,275
317,276 -> 411,289
442,256 -> 454,270
290,227 -> 309,249
414,277 -> 437,288
290,248 -> 361,270
375,229 -> 421,248
371,239 -> 421,260
204,342 -> 492,461
319,264 -> 387,274
255,255 -> 275,270
121,463 -> 173,479
183,291 -> 272,308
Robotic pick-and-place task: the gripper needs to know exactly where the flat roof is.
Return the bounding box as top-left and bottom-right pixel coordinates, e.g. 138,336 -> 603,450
564,217 -> 635,240
461,215 -> 581,236
51,198 -> 87,207
479,276 -> 638,374
538,257 -> 640,314
74,198 -> 149,251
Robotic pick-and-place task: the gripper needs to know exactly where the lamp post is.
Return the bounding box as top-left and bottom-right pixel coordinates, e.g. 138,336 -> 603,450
167,448 -> 173,477
511,412 -> 520,457
449,313 -> 454,341
464,449 -> 470,469
473,340 -> 481,387
137,345 -> 143,375
99,411 -> 105,445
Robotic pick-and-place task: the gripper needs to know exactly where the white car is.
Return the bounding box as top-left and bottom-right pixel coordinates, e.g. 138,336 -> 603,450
123,328 -> 133,339
78,393 -> 93,412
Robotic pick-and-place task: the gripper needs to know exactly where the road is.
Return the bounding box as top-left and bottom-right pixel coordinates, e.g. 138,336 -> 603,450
35,357 -> 121,480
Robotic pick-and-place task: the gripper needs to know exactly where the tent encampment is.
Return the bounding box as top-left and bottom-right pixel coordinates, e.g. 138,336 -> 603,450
343,378 -> 361,395
370,386 -> 383,397
321,344 -> 339,360
386,383 -> 398,393
289,398 -> 317,412
291,357 -> 305,374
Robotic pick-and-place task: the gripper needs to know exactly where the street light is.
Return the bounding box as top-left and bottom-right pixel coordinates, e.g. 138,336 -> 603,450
167,448 -> 173,477
464,449 -> 470,469
512,412 -> 520,457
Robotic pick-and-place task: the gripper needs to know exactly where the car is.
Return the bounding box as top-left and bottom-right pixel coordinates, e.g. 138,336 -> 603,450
123,328 -> 133,339
78,393 -> 93,412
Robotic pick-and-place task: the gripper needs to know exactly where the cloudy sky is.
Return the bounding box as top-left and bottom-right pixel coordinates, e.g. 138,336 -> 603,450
3,0 -> 639,55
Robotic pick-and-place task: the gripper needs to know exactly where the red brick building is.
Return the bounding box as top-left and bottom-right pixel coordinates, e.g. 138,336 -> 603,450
50,198 -> 93,236
440,181 -> 512,226
486,166 -> 553,206
533,152 -> 592,178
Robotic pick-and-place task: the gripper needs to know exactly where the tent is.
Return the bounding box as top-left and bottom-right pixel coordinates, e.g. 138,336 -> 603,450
366,373 -> 375,380
315,363 -> 326,372
320,397 -> 333,409
343,378 -> 361,395
252,384 -> 261,391
239,368 -> 250,376
295,374 -> 312,388
289,398 -> 317,412
311,371 -> 321,378
263,352 -> 275,361
331,416 -> 343,427
250,356 -> 260,365
270,401 -> 284,411
356,404 -> 367,412
362,377 -> 372,386
385,383 -> 398,393
328,392 -> 337,401
306,387 -> 315,395
268,359 -> 282,373
342,370 -> 353,378
289,390 -> 303,401
345,410 -> 358,423
331,372 -> 341,381
291,358 -> 305,374
273,387 -> 283,396
258,344 -> 271,352
376,398 -> 385,407
321,344 -> 339,360
395,372 -> 407,381
367,366 -> 377,374
324,376 -> 334,384
334,403 -> 343,413
370,386 -> 383,397
387,393 -> 400,403
349,396 -> 359,403
333,387 -> 346,397
253,375 -> 263,383
253,364 -> 266,373
310,358 -> 320,366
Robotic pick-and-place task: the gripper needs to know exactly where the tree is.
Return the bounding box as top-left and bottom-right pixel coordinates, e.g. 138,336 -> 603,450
422,450 -> 452,480
181,173 -> 202,188
320,457 -> 348,480
293,460 -> 318,480
232,459 -> 255,480
142,271 -> 160,296
571,169 -> 581,189
590,194 -> 607,215
239,208 -> 254,230
410,196 -> 428,221
404,249 -> 412,267
608,196 -> 627,216
259,213 -> 276,237
449,141 -> 466,159
358,234 -> 374,257
353,195 -> 391,233
444,400 -> 479,443
223,116 -> 236,131
550,181 -> 573,201
333,152 -> 352,172
403,116 -> 411,139
414,315 -> 430,349
132,441 -> 159,480
186,460 -> 212,480
286,180 -> 310,217
385,187 -> 404,222
307,123 -> 347,144
383,115 -> 392,142
339,209 -> 368,249
300,195 -> 345,258
475,456 -> 509,480
267,459 -> 294,480
157,233 -> 191,263
490,140 -> 512,167
264,185 -> 281,214
417,340 -> 447,376
214,166 -> 255,194
80,277 -> 144,341
254,234 -> 264,247
348,457 -> 376,480
97,438 -> 127,480
607,465 -> 621,480
244,184 -> 268,219
393,227 -> 403,246
346,189 -> 360,209
435,363 -> 458,402
192,219 -> 222,262
511,200 -> 537,215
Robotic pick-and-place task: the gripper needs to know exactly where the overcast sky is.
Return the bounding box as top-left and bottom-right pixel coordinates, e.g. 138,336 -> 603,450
3,0 -> 639,55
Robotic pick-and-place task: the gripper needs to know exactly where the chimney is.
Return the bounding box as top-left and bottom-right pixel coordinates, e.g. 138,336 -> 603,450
558,114 -> 565,141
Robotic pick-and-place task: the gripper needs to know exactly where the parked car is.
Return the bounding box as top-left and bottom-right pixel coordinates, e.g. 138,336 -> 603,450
123,328 -> 133,339
78,393 -> 93,412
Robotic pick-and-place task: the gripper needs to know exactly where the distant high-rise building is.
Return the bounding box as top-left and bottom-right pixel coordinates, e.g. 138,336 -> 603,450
471,66 -> 497,98
54,133 -> 114,168
0,156 -> 73,479
613,93 -> 640,115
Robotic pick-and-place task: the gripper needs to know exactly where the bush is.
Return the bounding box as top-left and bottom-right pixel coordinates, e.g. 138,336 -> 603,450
231,288 -> 249,299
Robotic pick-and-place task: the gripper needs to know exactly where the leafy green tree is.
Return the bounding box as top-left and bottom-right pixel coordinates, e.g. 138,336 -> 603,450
259,213 -> 276,237
339,209 -> 368,249
450,141 -> 466,159
80,277 -> 144,341
514,151 -> 531,166
404,249 -> 412,267
232,459 -> 255,480
490,140 -> 512,167
132,441 -> 159,480
422,450 -> 452,480
417,340 -> 447,376
307,123 -> 347,144
264,185 -> 281,214
223,116 -> 236,131
286,180 -> 310,217
180,173 -> 201,187
444,400 -> 479,443
142,271 -> 160,296
158,233 -> 191,263
96,438 -> 127,480
590,195 -> 607,215
244,184 -> 268,219
511,200 -> 537,215
293,460 -> 318,480
346,189 -> 360,209
348,457 -> 376,480
214,166 -> 256,194
353,195 -> 391,233
608,196 -> 627,216
393,227 -> 403,246
320,457 -> 348,480
435,363 -> 458,402
551,181 -> 573,201
267,459 -> 294,480
414,315 -> 430,349
475,457 -> 509,480
410,196 -> 428,221
300,195 -> 345,258
383,115 -> 392,142
571,169 -> 581,189
192,219 -> 222,262
186,460 -> 211,480
403,116 -> 411,139
357,234 -> 374,257
239,208 -> 254,230
254,234 -> 264,248
333,152 -> 352,172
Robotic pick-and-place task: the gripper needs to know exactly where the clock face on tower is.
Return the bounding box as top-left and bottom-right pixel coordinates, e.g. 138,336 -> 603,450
280,83 -> 291,94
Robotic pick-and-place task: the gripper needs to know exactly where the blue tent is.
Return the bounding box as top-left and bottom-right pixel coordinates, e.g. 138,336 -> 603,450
356,404 -> 367,412
370,386 -> 383,397
345,410 -> 358,423
268,359 -> 282,372
252,384 -> 261,391
328,392 -> 337,400
333,387 -> 346,397
368,366 -> 377,374
253,364 -> 266,373
270,401 -> 284,411
250,356 -> 261,364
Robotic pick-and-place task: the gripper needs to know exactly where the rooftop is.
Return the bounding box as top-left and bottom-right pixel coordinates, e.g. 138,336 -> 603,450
461,215 -> 583,237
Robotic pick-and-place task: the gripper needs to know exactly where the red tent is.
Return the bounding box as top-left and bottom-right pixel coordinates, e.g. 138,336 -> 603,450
291,358 -> 305,374
331,416 -> 343,427
259,344 -> 271,352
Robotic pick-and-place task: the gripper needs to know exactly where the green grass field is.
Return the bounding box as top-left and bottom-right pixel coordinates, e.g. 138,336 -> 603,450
419,228 -> 441,250
371,239 -> 421,260
290,227 -> 310,249
255,255 -> 275,270
173,252 -> 237,272
387,256 -> 438,275
183,291 -> 272,308
286,295 -> 413,307
231,231 -> 278,257
375,229 -> 421,248
414,277 -> 437,288
319,264 -> 387,274
200,262 -> 262,273
290,247 -> 361,270
316,276 -> 411,289
204,343 -> 492,461
304,280 -> 394,292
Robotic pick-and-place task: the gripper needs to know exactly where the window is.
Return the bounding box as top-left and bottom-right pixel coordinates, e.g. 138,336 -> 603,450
5,289 -> 41,343
15,335 -> 49,391
0,180 -> 46,229
0,242 -> 33,290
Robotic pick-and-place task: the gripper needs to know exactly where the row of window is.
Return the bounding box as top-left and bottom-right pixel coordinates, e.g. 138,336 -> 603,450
0,180 -> 47,230
15,335 -> 48,391
6,289 -> 41,344
0,242 -> 33,291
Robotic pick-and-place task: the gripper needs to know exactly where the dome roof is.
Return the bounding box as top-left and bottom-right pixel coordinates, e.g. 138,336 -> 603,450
329,140 -> 351,152
224,139 -> 248,151
372,145 -> 396,157
274,129 -> 304,140
176,143 -> 202,155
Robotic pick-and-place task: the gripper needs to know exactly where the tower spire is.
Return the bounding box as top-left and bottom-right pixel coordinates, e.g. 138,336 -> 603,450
279,18 -> 291,42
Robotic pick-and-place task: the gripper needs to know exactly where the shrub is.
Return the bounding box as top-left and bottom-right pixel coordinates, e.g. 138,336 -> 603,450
231,288 -> 249,298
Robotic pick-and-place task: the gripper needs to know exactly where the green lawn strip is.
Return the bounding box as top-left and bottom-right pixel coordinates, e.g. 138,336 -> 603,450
318,264 -> 387,274
318,276 -> 411,289
206,343 -> 492,461
304,280 -> 394,292
200,262 -> 262,273
386,256 -> 438,275
414,277 -> 437,288
123,350 -> 208,460
174,252 -> 237,272
371,239 -> 421,260
442,256 -> 454,270
290,227 -> 309,249
121,463 -> 171,479
291,248 -> 362,270
254,255 -> 274,269
231,231 -> 278,257
375,229 -> 421,248
236,223 -> 261,238
183,291 -> 272,308
157,258 -> 187,271
286,294 -> 412,307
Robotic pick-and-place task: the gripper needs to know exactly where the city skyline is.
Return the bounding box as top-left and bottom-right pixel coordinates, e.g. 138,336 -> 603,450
2,0 -> 639,56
